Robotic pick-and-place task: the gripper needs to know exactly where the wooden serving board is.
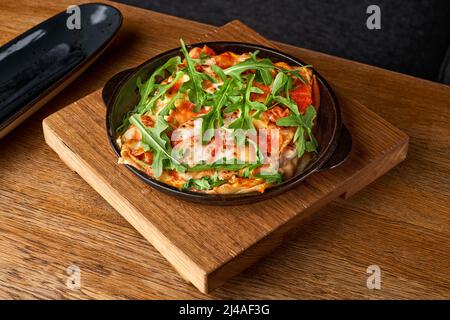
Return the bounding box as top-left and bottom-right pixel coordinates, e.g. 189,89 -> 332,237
42,21 -> 409,293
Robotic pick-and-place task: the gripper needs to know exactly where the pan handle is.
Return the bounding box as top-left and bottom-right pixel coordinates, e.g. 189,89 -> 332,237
102,68 -> 135,106
318,125 -> 352,171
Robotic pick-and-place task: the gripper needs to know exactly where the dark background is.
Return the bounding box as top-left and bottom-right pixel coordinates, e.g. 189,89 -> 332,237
114,0 -> 450,84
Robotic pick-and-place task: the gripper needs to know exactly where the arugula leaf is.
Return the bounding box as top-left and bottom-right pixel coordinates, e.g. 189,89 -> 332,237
199,77 -> 234,143
276,114 -> 299,127
294,126 -> 306,157
271,72 -> 288,96
254,172 -> 284,184
182,173 -> 226,191
136,56 -> 181,113
303,106 -> 318,152
257,68 -> 273,86
228,74 -> 261,131
158,91 -> 181,118
129,114 -> 184,177
224,58 -> 274,78
199,51 -> 211,61
285,76 -> 293,99
250,86 -> 264,94
203,72 -> 219,84
274,95 -> 300,115
275,65 -> 312,85
227,95 -> 243,105
249,100 -> 267,111
143,71 -> 184,114
302,104 -> 316,128
276,105 -> 318,158
183,177 -> 211,190
116,56 -> 182,133
180,39 -> 206,111
187,158 -> 262,172
242,166 -> 251,178
211,64 -> 227,82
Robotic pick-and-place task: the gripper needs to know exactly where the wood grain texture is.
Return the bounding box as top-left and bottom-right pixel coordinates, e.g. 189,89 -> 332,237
0,0 -> 449,299
42,18 -> 408,293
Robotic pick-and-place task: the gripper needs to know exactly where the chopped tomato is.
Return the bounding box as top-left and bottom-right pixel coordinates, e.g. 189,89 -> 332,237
290,83 -> 312,114
188,45 -> 216,59
195,64 -> 204,72
167,101 -> 206,127
214,52 -> 237,69
132,148 -> 145,157
134,150 -> 153,164
202,79 -> 213,91
263,106 -> 290,123
141,115 -> 154,127
143,151 -> 153,164
188,47 -> 202,59
274,61 -> 291,70
169,170 -> 179,179
250,82 -> 270,103
202,45 -> 216,57
167,77 -> 184,95
234,177 -> 257,188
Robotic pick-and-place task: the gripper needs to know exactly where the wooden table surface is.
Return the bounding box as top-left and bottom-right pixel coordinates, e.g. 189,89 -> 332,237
0,0 -> 449,299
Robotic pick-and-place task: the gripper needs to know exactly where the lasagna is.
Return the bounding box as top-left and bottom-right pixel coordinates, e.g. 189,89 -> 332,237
116,40 -> 320,194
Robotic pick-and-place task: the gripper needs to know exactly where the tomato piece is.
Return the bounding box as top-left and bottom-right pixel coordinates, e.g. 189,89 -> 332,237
202,79 -> 214,91
168,101 -> 207,127
263,106 -> 289,123
143,151 -> 153,164
167,77 -> 184,95
188,47 -> 202,59
169,170 -> 179,179
290,83 -> 312,114
214,52 -> 237,69
274,61 -> 291,70
202,45 -> 216,57
141,115 -> 154,127
188,46 -> 216,59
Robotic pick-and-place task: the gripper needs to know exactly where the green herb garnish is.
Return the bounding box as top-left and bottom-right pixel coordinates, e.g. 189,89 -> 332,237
129,114 -> 185,177
180,39 -> 206,111
199,77 -> 235,143
276,105 -> 318,157
182,172 -> 226,191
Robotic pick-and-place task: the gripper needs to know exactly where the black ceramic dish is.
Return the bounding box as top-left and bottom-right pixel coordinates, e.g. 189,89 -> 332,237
103,42 -> 352,205
0,3 -> 122,139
